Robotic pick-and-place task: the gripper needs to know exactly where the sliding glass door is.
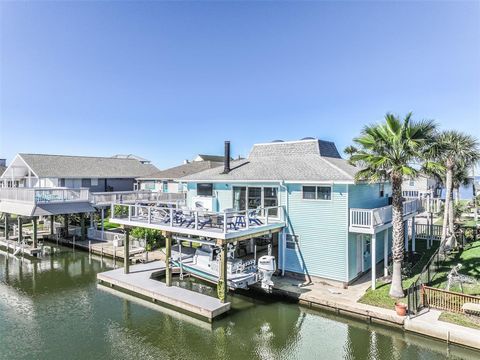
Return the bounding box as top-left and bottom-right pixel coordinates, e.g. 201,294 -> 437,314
232,186 -> 279,216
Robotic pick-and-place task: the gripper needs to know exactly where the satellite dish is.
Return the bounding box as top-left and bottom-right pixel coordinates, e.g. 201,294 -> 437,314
271,139 -> 284,143
301,137 -> 316,140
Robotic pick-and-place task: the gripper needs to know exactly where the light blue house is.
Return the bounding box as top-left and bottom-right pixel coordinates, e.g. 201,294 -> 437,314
180,138 -> 420,288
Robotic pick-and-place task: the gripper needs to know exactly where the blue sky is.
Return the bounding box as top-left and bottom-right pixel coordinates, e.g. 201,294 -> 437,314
1,1 -> 479,169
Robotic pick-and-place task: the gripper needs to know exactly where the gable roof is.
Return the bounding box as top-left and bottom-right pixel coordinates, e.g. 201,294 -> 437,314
17,153 -> 159,179
180,139 -> 359,183
138,161 -> 223,180
195,154 -> 226,162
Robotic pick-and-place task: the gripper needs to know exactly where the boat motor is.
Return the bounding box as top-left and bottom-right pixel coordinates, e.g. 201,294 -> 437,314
257,255 -> 276,293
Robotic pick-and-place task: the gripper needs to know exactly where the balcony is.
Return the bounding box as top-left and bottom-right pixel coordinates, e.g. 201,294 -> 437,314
349,198 -> 421,234
0,187 -> 90,204
109,203 -> 286,241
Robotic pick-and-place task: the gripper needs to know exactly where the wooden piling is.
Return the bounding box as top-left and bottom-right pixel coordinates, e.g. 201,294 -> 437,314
165,232 -> 172,286
124,228 -> 130,274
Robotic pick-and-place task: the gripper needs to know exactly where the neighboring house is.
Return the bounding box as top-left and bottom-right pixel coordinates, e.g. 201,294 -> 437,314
0,153 -> 159,192
0,158 -> 6,177
402,173 -> 441,198
178,138 -> 418,286
136,155 -> 225,193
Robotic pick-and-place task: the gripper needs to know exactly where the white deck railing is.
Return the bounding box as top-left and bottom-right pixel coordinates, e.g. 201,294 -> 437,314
109,203 -> 285,235
90,191 -> 186,206
350,198 -> 421,230
0,187 -> 90,204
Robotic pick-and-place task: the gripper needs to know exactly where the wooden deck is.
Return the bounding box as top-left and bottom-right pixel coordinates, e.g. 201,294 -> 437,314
97,261 -> 231,321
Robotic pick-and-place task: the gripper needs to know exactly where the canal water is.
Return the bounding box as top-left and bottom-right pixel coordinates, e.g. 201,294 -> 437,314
0,246 -> 478,360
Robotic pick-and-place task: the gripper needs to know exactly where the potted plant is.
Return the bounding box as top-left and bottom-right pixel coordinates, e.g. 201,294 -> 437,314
395,302 -> 407,316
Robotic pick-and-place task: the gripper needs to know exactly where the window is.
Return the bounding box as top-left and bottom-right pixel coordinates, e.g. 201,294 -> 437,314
303,186 -> 331,200
197,183 -> 213,196
91,178 -> 98,186
143,181 -> 155,190
162,181 -> 169,193
379,183 -> 385,197
248,187 -> 262,209
409,180 -> 415,186
302,186 -> 317,200
286,234 -> 299,250
264,187 -> 278,216
233,186 -> 247,211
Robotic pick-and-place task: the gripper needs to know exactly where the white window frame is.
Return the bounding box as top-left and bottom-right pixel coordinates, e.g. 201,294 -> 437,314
285,233 -> 299,250
231,185 -> 280,217
302,185 -> 332,201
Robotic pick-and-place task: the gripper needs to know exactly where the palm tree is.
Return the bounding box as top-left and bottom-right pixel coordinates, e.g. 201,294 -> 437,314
345,113 -> 437,298
434,131 -> 479,247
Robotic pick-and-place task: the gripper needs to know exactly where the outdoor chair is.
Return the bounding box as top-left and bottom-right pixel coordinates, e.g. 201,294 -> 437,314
248,207 -> 263,226
222,208 -> 238,230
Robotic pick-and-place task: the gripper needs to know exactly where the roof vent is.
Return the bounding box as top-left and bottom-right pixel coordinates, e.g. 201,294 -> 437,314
300,137 -> 316,140
271,140 -> 284,143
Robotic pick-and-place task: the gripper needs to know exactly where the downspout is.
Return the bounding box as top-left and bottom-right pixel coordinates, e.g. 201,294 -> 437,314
280,181 -> 288,276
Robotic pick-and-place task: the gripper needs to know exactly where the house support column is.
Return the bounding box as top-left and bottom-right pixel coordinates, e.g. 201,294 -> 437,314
32,217 -> 38,248
371,233 -> 377,290
81,213 -> 86,241
124,228 -> 130,274
217,240 -> 228,303
383,230 -> 388,277
64,214 -> 69,238
404,220 -> 409,252
50,215 -> 55,236
17,217 -> 23,243
165,232 -> 172,286
429,211 -> 434,248
4,213 -> 9,240
411,216 -> 416,253
101,208 -> 105,240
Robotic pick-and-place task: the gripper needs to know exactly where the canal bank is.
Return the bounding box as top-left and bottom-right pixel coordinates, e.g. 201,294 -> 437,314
268,273 -> 480,351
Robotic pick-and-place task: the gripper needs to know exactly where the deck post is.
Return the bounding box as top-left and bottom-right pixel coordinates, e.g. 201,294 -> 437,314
404,220 -> 409,253
165,232 -> 172,287
411,216 -> 416,252
32,217 -> 38,248
81,213 -> 86,241
50,215 -> 54,236
371,232 -> 376,290
18,217 -> 23,243
101,208 -> 105,240
429,211 -> 434,248
4,213 -> 9,240
64,214 -> 69,238
218,241 -> 228,303
383,230 -> 388,277
124,228 -> 130,274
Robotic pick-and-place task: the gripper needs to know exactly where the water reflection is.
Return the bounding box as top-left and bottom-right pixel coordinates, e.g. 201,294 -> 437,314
0,246 -> 478,360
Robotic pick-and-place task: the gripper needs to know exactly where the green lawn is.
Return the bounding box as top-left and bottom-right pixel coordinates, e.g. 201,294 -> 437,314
429,240 -> 480,295
97,219 -> 121,231
439,311 -> 480,330
358,240 -> 438,310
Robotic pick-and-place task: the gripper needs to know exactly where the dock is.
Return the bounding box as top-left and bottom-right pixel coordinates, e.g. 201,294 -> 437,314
0,238 -> 42,258
97,261 -> 231,322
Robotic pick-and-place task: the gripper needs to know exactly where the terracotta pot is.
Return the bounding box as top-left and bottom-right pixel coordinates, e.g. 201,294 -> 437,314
395,302 -> 407,316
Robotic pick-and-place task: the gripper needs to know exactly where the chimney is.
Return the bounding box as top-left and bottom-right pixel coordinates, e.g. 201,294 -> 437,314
222,141 -> 231,174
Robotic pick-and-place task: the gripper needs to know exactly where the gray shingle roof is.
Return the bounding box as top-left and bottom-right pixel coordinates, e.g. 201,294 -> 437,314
139,161 -> 224,180
19,153 -> 159,178
196,155 -> 226,162
180,139 -> 358,182
0,166 -> 6,176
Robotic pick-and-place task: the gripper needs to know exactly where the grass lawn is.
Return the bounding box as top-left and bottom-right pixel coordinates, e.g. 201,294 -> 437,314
358,240 -> 439,310
97,219 -> 121,231
429,240 -> 480,295
438,311 -> 480,330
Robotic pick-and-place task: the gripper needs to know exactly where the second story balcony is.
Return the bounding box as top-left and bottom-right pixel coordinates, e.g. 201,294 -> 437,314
349,198 -> 421,234
0,187 -> 90,204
